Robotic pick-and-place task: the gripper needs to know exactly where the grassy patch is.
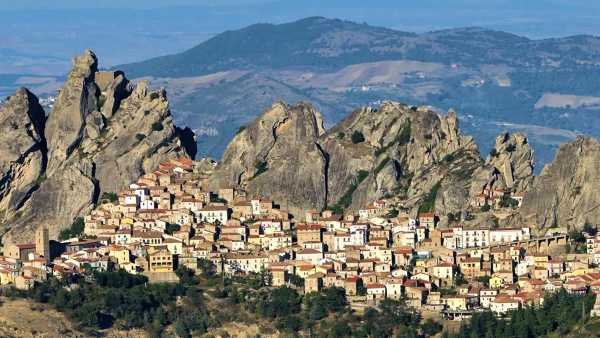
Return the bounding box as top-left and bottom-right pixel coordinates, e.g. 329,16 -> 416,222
374,157 -> 390,175
351,130 -> 365,144
418,181 -> 441,213
332,170 -> 369,212
375,120 -> 411,156
251,161 -> 269,179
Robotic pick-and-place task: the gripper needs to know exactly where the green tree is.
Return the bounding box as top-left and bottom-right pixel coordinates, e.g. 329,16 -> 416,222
176,266 -> 199,286
100,191 -> 118,203
351,130 -> 365,144
422,319 -> 443,336
165,222 -> 181,235
583,223 -> 597,236
151,122 -> 164,131
58,217 -> 85,240
309,300 -> 327,320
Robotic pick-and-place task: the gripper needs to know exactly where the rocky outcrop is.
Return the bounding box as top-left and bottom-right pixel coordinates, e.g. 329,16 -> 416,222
321,103 -> 482,216
210,101 -> 483,218
469,132 -> 534,201
45,50 -> 98,174
0,88 -> 46,214
515,136 -> 600,231
0,50 -> 195,244
209,102 -> 328,215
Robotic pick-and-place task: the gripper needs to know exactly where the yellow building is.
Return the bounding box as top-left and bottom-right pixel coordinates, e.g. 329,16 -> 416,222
442,295 -> 468,311
489,275 -> 505,289
0,268 -> 18,285
148,248 -> 174,272
108,245 -> 131,265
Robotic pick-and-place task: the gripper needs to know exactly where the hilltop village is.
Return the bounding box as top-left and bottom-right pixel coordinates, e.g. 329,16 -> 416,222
2,156 -> 600,322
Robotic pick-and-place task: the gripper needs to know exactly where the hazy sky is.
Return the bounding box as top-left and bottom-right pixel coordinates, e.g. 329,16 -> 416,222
1,0 -> 599,74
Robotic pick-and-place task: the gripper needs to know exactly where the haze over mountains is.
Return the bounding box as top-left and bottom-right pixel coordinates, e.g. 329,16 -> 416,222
3,16 -> 600,169
112,17 -> 600,168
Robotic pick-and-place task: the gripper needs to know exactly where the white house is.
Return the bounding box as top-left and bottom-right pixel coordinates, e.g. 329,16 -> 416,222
140,199 -> 155,210
490,296 -> 519,315
197,206 -> 229,224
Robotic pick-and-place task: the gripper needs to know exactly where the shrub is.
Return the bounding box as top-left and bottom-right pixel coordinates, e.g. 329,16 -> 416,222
165,222 -> 181,235
333,170 -> 369,211
59,217 -> 85,240
236,125 -> 246,135
135,133 -> 146,141
151,122 -> 164,131
397,120 -> 412,145
480,204 -> 491,212
489,148 -> 499,157
100,192 -> 118,203
374,157 -> 390,175
418,182 -> 441,213
252,161 -> 268,179
386,209 -> 399,218
583,222 -> 597,236
499,195 -> 519,209
351,130 -> 365,144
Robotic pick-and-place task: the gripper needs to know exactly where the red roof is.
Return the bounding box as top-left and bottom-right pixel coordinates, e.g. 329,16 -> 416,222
297,224 -> 321,231
366,283 -> 385,289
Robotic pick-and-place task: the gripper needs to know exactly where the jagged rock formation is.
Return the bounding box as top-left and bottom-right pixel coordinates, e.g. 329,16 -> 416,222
0,88 -> 47,214
0,50 -> 195,245
210,101 -> 483,217
321,103 -> 482,216
516,136 -> 600,231
470,132 -> 534,198
209,102 -> 328,213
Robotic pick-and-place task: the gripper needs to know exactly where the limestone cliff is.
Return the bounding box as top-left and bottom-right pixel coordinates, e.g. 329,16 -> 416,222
516,136 -> 600,231
470,132 -> 534,198
321,103 -> 481,216
0,50 -> 195,244
0,88 -> 46,214
209,102 -> 328,215
210,101 -> 483,217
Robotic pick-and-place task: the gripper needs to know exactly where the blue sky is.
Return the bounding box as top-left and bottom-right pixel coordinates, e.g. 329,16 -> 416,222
1,0 -> 599,74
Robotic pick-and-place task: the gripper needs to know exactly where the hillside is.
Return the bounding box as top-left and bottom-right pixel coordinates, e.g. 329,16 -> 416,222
116,17 -> 600,165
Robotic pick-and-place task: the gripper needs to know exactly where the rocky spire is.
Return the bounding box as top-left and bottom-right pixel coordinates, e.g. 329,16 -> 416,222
45,49 -> 99,173
516,136 -> 600,231
0,88 -> 47,213
469,131 -> 534,202
1,50 -> 194,245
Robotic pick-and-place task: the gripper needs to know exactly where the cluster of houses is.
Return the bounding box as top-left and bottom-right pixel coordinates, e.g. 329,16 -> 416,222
470,185 -> 525,209
1,156 -> 599,321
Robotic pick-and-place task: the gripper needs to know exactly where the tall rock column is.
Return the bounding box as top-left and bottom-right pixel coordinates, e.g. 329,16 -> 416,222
45,49 -> 99,173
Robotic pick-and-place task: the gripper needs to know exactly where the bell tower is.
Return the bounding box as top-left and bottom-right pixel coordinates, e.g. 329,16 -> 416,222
35,226 -> 50,262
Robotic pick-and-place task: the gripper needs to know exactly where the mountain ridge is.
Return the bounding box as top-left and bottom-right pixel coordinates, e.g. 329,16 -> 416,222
113,16 -> 600,169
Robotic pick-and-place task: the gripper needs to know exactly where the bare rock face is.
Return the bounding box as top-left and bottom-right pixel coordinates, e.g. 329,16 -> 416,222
211,101 -> 483,217
320,103 -> 482,215
1,50 -> 195,244
210,102 -> 328,214
0,88 -> 46,214
469,132 -> 534,199
516,137 -> 600,231
45,49 -> 98,174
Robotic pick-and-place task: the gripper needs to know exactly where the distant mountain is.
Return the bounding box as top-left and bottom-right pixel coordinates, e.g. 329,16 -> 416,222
117,17 -> 600,167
